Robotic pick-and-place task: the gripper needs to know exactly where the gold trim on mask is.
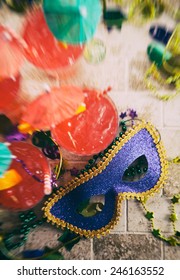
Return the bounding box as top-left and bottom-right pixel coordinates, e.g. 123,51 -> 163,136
43,121 -> 168,238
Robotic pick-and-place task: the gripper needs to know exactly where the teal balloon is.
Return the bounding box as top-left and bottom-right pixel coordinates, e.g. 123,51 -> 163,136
0,143 -> 12,178
147,43 -> 172,67
43,0 -> 102,44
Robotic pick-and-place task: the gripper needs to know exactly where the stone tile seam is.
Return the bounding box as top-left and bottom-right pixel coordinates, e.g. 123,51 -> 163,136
90,239 -> 94,260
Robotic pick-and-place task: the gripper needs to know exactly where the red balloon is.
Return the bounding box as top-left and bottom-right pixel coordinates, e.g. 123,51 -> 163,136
0,142 -> 51,211
52,89 -> 119,156
22,8 -> 84,70
0,26 -> 25,78
0,75 -> 20,110
1,99 -> 24,125
0,75 -> 23,124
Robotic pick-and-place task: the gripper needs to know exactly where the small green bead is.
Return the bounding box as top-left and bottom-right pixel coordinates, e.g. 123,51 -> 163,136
4,239 -> 11,244
99,152 -> 104,158
137,169 -> 141,174
143,167 -> 148,172
119,132 -> 123,137
85,164 -> 91,170
4,237 -> 11,243
81,169 -> 86,174
130,167 -> 135,172
89,159 -> 95,165
93,155 -> 98,160
4,233 -> 14,240
38,220 -> 43,225
28,215 -> 36,220
22,224 -> 28,229
104,149 -> 109,153
19,214 -> 25,219
32,224 -> 37,228
131,171 -> 136,176
120,121 -> 125,126
115,137 -> 119,141
122,126 -> 127,132
24,229 -> 30,235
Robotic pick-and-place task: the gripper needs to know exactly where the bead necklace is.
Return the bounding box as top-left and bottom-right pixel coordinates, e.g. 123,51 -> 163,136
140,194 -> 180,246
3,210 -> 44,251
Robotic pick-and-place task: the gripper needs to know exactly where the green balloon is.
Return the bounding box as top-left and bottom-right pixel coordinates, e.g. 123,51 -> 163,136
147,43 -> 171,67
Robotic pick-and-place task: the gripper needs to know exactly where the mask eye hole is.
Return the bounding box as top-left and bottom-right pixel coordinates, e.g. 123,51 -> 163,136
122,155 -> 148,182
77,195 -> 105,217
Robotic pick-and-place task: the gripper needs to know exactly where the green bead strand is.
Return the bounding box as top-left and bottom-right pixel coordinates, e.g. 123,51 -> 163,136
122,126 -> 127,132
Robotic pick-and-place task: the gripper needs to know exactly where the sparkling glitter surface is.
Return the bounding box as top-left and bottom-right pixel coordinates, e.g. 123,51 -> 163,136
51,128 -> 162,230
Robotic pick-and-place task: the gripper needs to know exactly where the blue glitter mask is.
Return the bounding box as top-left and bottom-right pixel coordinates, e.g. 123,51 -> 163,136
43,121 -> 168,237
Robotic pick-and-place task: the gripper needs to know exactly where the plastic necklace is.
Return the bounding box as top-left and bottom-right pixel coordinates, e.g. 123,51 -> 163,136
139,192 -> 180,246
112,0 -> 179,21
144,24 -> 180,101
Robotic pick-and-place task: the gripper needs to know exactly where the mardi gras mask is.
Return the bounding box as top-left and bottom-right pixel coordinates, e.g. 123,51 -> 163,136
43,121 -> 168,237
